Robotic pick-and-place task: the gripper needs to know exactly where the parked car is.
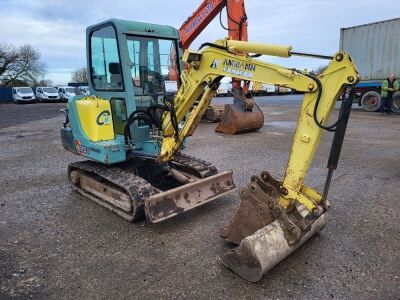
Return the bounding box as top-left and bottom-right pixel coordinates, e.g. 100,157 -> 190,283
58,86 -> 76,102
36,87 -> 60,102
12,87 -> 36,104
78,86 -> 90,96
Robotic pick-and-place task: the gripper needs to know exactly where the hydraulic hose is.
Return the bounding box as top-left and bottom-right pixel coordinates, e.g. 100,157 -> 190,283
299,71 -> 347,132
124,99 -> 180,147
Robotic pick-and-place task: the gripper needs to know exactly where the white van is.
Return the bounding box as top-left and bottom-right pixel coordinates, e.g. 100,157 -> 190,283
262,84 -> 276,95
58,86 -> 76,102
12,87 -> 36,104
36,87 -> 60,102
216,82 -> 231,97
78,86 -> 90,96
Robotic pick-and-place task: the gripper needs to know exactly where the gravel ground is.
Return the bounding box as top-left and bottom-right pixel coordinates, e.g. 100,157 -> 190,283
0,98 -> 399,299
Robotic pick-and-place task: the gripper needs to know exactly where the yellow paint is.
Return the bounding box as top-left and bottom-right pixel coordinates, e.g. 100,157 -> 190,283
76,96 -> 114,142
280,51 -> 359,210
160,43 -> 317,161
300,185 -> 322,203
158,40 -> 359,212
285,189 -> 318,212
222,39 -> 292,58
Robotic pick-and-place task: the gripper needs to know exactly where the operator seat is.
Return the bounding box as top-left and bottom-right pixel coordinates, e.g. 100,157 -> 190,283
109,62 -> 122,89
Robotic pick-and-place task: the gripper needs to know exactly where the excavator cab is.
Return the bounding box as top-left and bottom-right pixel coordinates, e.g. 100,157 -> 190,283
61,19 -> 182,162
86,20 -> 182,155
61,19 -> 236,223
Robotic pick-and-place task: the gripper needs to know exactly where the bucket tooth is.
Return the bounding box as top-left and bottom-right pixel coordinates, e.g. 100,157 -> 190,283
219,175 -> 281,245
219,186 -> 278,245
221,213 -> 327,282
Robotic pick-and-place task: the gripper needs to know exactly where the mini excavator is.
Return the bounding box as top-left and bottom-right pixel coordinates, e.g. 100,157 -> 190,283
60,18 -> 359,281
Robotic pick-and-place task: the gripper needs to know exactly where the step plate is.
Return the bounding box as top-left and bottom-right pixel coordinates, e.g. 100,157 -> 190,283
145,171 -> 235,223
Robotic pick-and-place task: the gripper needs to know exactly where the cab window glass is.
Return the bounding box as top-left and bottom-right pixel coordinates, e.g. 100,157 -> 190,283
127,36 -> 179,99
90,25 -> 123,90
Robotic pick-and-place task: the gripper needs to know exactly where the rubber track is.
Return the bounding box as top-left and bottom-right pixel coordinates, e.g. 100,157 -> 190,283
68,153 -> 218,220
172,152 -> 217,178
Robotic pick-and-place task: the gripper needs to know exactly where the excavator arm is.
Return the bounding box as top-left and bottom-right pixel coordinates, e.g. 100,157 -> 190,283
161,39 -> 358,172
179,0 -> 248,51
176,1 -> 264,133
159,39 -> 359,281
179,0 -> 248,91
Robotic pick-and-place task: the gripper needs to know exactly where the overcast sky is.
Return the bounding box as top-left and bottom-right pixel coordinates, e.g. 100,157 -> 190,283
0,0 -> 398,84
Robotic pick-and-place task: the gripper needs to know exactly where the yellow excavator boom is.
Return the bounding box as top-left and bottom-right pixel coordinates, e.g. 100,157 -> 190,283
159,38 -> 359,281
160,39 -> 358,213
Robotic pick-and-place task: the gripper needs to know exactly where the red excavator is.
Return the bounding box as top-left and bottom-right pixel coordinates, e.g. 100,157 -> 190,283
177,0 -> 264,134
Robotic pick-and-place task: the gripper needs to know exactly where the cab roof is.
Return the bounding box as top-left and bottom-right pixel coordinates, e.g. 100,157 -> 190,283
87,18 -> 180,40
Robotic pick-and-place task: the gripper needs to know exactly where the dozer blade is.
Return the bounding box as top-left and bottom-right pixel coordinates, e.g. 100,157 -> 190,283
68,159 -> 235,223
145,171 -> 235,223
221,212 -> 326,282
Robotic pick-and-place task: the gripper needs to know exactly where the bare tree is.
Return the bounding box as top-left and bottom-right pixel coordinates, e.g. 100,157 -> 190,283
34,79 -> 54,87
311,65 -> 328,76
71,67 -> 87,83
0,43 -> 46,86
0,44 -> 19,78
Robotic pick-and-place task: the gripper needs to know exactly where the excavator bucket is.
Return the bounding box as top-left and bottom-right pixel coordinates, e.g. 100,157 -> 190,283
219,172 -> 327,282
221,211 -> 326,282
215,89 -> 264,135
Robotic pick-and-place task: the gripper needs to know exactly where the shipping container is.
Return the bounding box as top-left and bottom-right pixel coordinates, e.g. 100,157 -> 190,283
339,18 -> 400,112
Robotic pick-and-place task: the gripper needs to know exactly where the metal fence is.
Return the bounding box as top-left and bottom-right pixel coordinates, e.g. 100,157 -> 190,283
0,87 -> 13,102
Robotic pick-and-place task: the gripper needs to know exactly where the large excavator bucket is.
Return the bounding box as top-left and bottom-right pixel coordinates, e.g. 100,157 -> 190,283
215,89 -> 264,135
219,172 -> 327,282
221,211 -> 326,282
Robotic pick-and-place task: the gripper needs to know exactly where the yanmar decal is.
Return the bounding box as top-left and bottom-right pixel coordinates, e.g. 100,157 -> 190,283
222,59 -> 256,79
